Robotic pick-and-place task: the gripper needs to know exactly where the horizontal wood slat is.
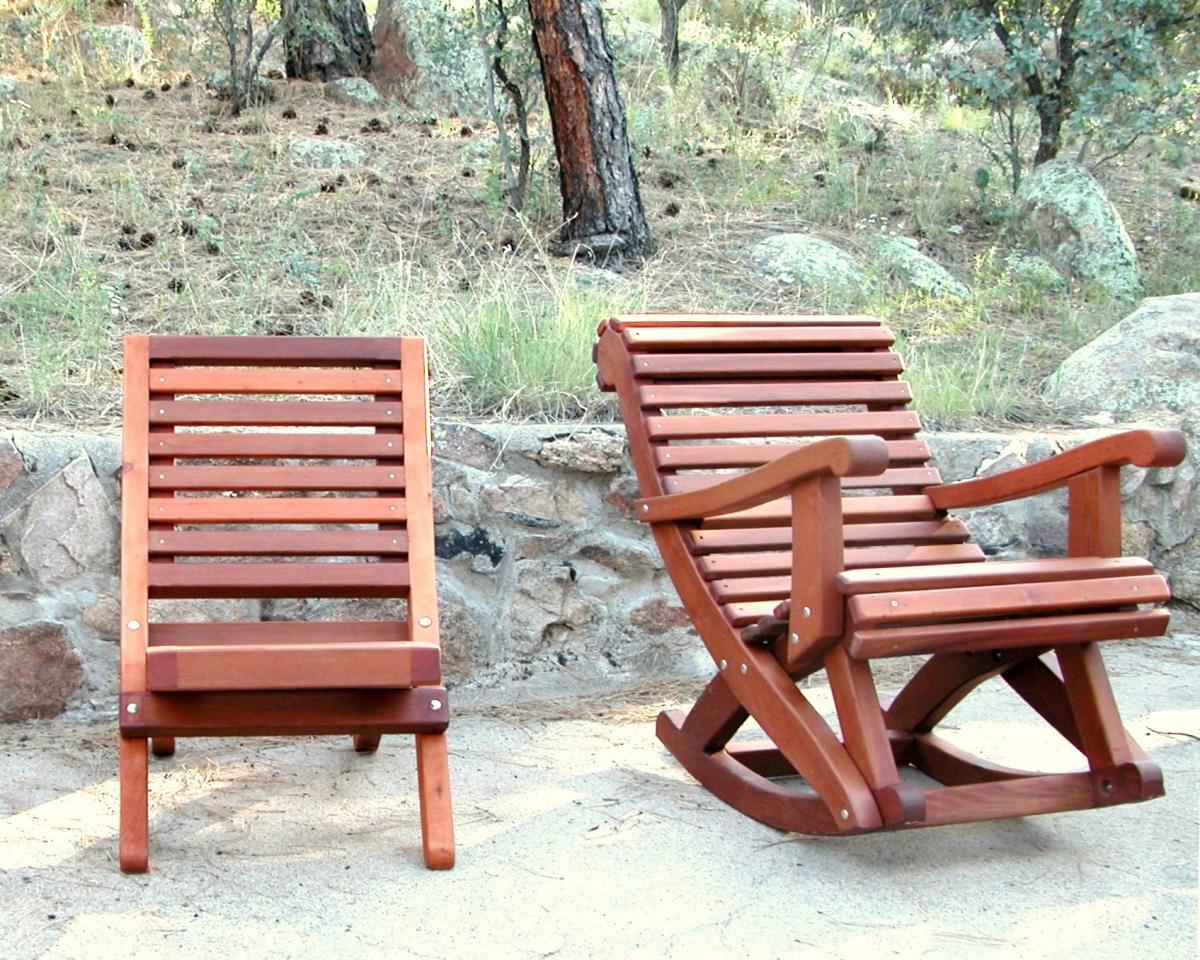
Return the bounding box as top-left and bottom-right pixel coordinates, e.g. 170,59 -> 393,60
624,326 -> 894,350
149,497 -> 406,524
850,609 -> 1171,660
637,381 -> 913,408
146,641 -> 440,691
605,313 -> 885,332
837,557 -> 1153,596
149,620 -> 408,645
147,336 -> 403,364
687,519 -> 972,554
631,352 -> 904,379
150,401 -> 403,427
151,433 -> 403,459
849,575 -> 1168,628
119,688 -> 449,737
151,368 -> 402,394
148,561 -> 410,598
655,440 -> 932,470
646,411 -> 921,441
149,530 -> 408,557
697,543 -> 985,580
150,466 -> 405,491
663,467 -> 940,496
700,494 -> 937,529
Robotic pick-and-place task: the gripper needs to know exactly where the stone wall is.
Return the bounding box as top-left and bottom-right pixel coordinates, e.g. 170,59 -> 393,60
0,421 -> 1194,723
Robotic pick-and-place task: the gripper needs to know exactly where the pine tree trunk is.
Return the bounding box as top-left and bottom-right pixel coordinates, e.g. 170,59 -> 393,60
372,0 -> 418,94
528,0 -> 652,263
658,0 -> 684,86
282,0 -> 373,82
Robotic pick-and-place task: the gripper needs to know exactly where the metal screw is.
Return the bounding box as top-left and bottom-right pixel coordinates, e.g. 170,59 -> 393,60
385,376 -> 392,384
386,441 -> 394,448
790,633 -> 799,645
126,703 -> 139,714
430,699 -> 442,711
391,538 -> 399,545
840,809 -> 849,821
1100,779 -> 1113,795
158,376 -> 166,383
890,600 -> 899,607
802,606 -> 811,618
157,408 -> 165,415
641,504 -> 649,513
418,616 -> 432,628
719,659 -> 727,670
389,505 -> 396,512
739,663 -> 747,675
127,619 -> 141,631
158,473 -> 166,480
388,473 -> 395,479
385,409 -> 393,415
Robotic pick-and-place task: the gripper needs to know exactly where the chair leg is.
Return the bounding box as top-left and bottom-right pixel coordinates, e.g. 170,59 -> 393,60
669,672 -> 749,752
353,734 -> 382,753
119,737 -> 149,873
415,733 -> 454,869
151,737 -> 176,758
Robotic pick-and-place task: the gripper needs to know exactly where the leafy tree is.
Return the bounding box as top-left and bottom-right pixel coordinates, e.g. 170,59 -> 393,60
870,1 -> 1199,187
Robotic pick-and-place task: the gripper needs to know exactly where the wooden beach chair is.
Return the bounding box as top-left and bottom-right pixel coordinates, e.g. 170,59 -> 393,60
594,313 -> 1184,834
119,335 -> 453,871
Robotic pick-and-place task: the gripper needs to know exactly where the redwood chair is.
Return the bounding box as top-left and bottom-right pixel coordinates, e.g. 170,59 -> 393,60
595,313 -> 1184,835
119,335 -> 453,871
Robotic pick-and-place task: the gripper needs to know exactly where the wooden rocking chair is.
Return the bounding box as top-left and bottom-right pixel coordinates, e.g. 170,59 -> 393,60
595,313 -> 1185,834
119,335 -> 454,871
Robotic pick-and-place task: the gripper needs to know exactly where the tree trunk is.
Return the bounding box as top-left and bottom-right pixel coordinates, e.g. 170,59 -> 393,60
528,0 -> 651,263
657,0 -> 684,86
372,0 -> 418,94
1033,96 -> 1066,166
282,0 -> 373,82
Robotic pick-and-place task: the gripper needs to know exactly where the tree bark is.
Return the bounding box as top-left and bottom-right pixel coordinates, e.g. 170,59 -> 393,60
282,0 -> 373,82
657,0 -> 685,86
528,0 -> 652,263
372,0 -> 418,94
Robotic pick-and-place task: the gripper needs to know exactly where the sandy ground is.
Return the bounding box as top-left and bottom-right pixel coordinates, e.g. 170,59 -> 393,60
1,639 -> 1196,960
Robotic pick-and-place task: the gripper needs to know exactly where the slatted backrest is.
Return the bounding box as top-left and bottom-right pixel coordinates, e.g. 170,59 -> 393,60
120,336 -> 440,695
594,315 -> 983,634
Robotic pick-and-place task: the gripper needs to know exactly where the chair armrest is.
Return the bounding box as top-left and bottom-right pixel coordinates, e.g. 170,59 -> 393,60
635,436 -> 889,522
928,429 -> 1186,510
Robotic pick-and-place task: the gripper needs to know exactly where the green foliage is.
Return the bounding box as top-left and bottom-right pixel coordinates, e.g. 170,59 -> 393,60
868,1 -> 1200,184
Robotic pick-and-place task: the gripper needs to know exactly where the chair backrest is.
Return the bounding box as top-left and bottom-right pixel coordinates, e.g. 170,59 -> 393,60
120,336 -> 439,694
594,314 -> 985,630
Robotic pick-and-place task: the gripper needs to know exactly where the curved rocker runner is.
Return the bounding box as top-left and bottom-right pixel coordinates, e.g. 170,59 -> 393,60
119,335 -> 454,871
594,312 -> 1184,835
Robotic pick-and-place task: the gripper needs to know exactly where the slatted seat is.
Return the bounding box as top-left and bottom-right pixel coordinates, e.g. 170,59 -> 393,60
595,313 -> 1186,836
119,335 -> 454,872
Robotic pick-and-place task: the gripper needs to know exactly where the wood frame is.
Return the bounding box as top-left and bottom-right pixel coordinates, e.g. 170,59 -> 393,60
595,313 -> 1185,836
119,335 -> 454,872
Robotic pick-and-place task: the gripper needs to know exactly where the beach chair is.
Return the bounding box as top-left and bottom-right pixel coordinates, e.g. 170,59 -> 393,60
594,313 -> 1184,834
119,335 -> 453,871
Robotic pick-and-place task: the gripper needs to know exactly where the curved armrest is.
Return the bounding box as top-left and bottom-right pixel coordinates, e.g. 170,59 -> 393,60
928,429 -> 1186,510
635,436 -> 889,522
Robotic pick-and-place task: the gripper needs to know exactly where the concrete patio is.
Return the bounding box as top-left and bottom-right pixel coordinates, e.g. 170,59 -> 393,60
1,636 -> 1197,960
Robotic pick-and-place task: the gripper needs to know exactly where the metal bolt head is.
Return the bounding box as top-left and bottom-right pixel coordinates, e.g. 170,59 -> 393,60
387,473 -> 395,479
127,619 -> 141,631
739,663 -> 748,675
430,699 -> 442,711
840,808 -> 849,821
126,702 -> 139,714
719,659 -> 728,671
641,503 -> 649,513
418,616 -> 433,628
790,633 -> 799,645
801,605 -> 811,618
890,599 -> 899,607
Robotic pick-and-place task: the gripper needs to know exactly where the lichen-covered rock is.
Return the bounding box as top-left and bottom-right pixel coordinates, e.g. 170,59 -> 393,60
325,77 -> 384,107
749,234 -> 865,290
205,69 -> 274,105
0,78 -> 18,102
483,476 -> 587,527
1016,159 -> 1142,300
530,430 -> 626,474
875,235 -> 969,299
75,26 -> 151,78
0,437 -> 24,495
0,621 -> 83,722
1045,294 -> 1200,419
0,456 -> 118,589
1005,252 -> 1069,292
288,137 -> 366,168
